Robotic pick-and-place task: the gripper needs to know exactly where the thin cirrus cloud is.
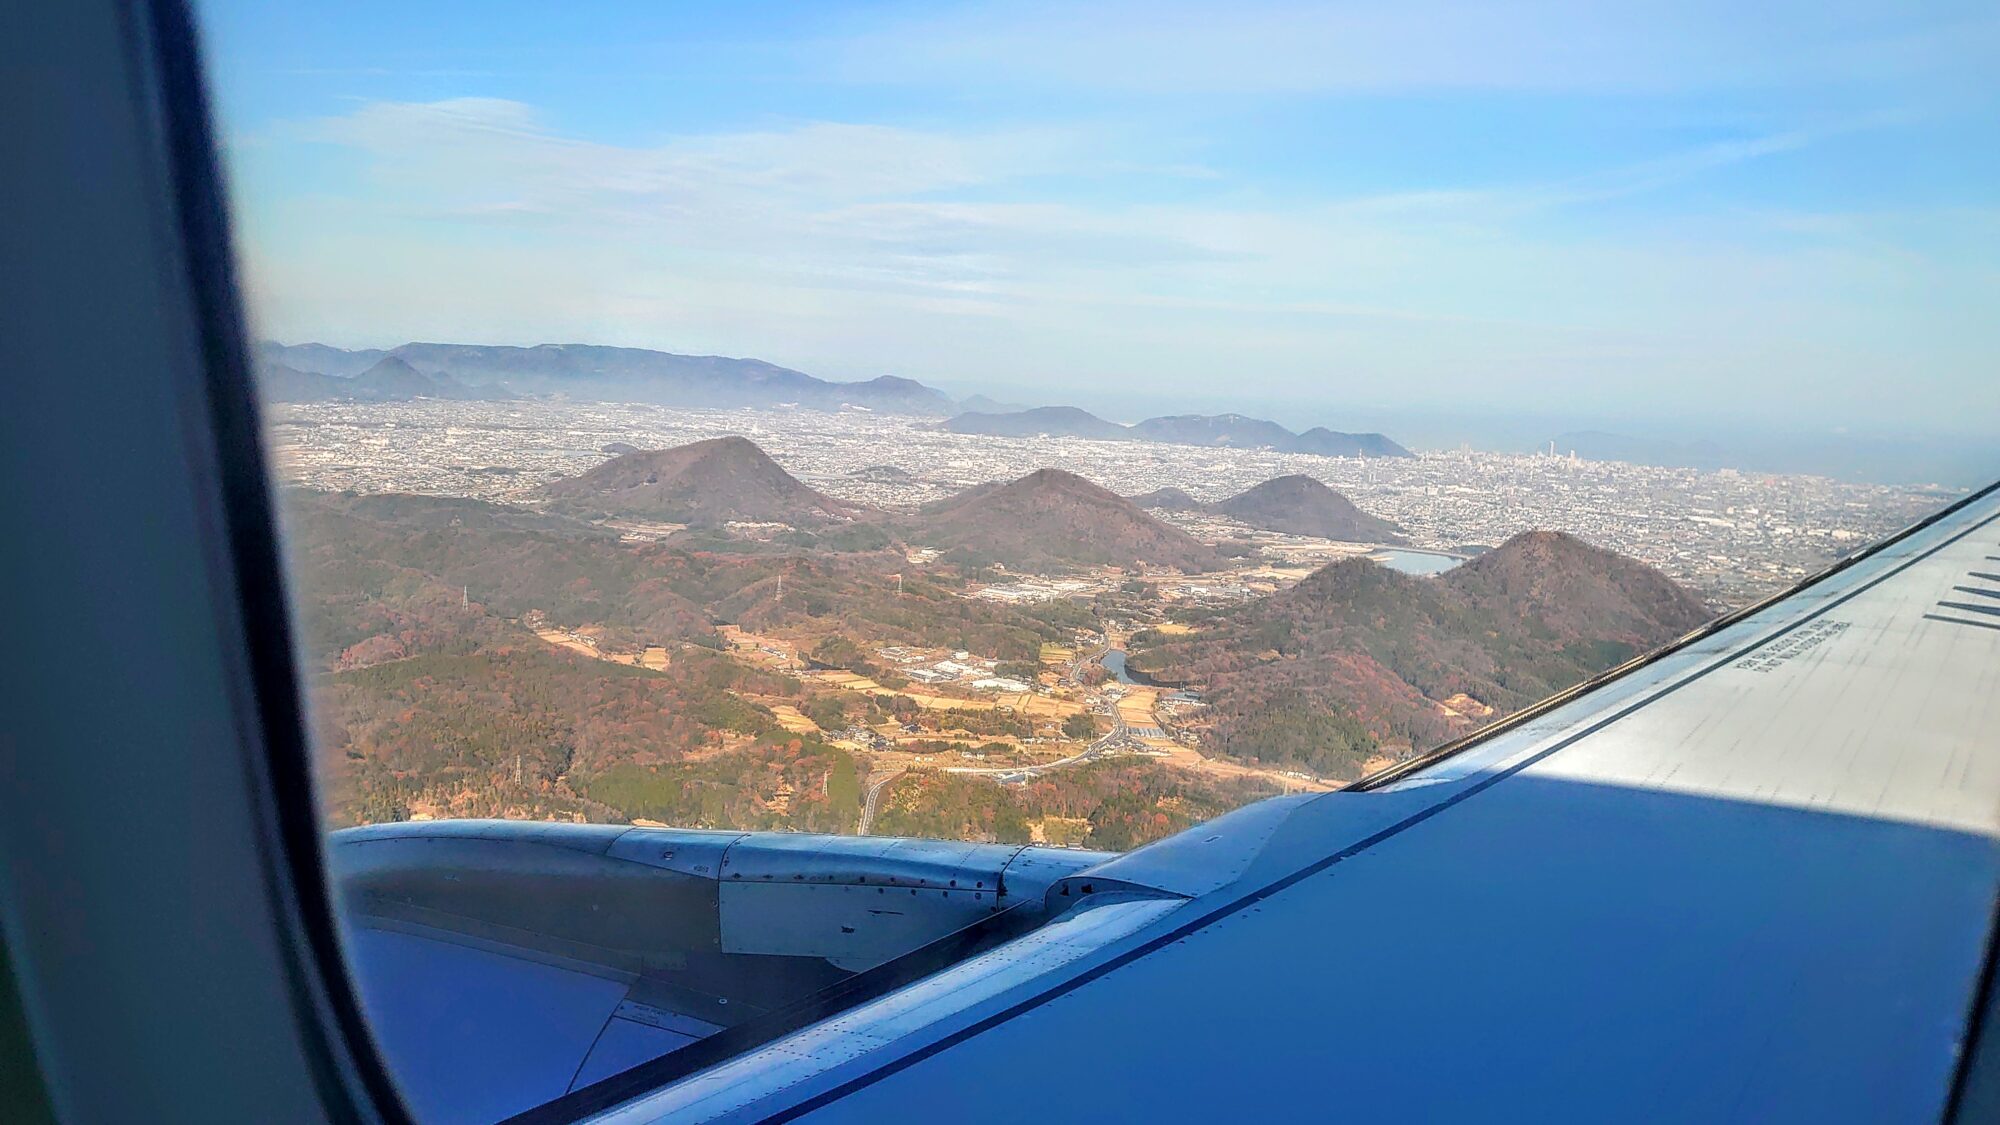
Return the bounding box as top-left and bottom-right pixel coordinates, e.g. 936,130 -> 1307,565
257,95 -> 1867,299
219,0 -> 2000,434
300,97 -> 1098,204
252,97 -> 1232,295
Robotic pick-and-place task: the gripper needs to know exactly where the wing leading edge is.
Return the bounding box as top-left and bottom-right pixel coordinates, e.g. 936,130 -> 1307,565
591,481 -> 2000,1124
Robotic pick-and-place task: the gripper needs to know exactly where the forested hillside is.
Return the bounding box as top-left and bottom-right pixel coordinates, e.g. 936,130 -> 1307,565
285,488 -> 1225,844
1129,530 -> 1711,779
915,469 -> 1224,572
283,490 -> 1083,667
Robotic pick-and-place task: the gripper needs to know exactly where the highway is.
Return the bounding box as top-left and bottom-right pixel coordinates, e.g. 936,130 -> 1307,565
856,768 -> 906,835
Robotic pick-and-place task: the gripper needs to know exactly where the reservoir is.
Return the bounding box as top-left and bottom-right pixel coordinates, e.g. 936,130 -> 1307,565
1371,548 -> 1464,576
1101,649 -> 1139,684
1102,647 -> 1185,689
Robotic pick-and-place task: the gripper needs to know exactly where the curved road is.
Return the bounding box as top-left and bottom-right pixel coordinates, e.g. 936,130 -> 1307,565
946,663 -> 1138,783
856,767 -> 906,835
1064,639 -> 1111,685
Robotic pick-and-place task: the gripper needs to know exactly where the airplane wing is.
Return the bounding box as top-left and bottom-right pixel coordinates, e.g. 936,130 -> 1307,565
334,481 -> 2000,1125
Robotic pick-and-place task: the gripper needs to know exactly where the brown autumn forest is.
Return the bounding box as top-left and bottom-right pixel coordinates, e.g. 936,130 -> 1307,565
286,438 -> 1713,850
289,487 -> 1274,847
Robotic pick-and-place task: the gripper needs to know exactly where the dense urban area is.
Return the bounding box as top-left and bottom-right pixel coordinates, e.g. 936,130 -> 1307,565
272,398 -> 1942,607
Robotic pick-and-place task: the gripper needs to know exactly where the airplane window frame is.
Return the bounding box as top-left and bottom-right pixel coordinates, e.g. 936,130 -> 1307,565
159,7 -> 449,1125
158,35 -> 423,1125
0,1 -> 415,1121
7,1 -> 1996,1123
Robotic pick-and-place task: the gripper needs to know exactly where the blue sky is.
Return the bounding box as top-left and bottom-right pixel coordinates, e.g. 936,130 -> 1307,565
198,1 -> 1999,442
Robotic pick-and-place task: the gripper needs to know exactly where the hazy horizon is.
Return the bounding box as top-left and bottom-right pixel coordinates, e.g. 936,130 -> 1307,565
206,1 -> 1997,477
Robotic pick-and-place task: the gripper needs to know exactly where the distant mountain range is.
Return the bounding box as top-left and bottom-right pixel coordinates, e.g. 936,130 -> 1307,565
1129,530 -> 1711,779
914,468 -> 1225,574
955,394 -> 1029,414
264,341 -> 387,377
941,406 -> 1412,458
259,355 -> 510,403
1131,413 -> 1300,449
1293,426 -> 1410,458
943,406 -> 1134,442
259,341 -> 1419,458
541,436 -> 859,526
258,341 -> 957,414
1132,475 -> 1405,543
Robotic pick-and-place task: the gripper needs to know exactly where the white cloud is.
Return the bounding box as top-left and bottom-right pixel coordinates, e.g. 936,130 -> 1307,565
298,97 -> 1102,210
229,96 -> 2000,430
